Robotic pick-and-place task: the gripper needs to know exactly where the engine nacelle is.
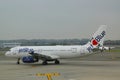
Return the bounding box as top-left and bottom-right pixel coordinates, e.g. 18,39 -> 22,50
22,56 -> 38,63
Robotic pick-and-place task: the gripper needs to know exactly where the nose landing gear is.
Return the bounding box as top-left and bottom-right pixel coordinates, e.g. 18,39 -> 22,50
17,58 -> 20,64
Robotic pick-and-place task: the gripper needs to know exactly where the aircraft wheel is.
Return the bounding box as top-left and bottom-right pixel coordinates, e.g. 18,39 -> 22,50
42,61 -> 48,65
17,61 -> 20,64
55,60 -> 60,64
17,58 -> 20,64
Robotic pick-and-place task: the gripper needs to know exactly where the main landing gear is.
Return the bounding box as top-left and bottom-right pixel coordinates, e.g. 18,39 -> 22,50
42,61 -> 48,65
42,59 -> 60,65
55,60 -> 60,64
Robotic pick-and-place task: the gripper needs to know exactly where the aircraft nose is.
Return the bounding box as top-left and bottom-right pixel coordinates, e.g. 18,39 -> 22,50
5,51 -> 11,56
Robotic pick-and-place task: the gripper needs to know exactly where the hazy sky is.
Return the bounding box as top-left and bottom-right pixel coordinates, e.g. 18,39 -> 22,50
0,0 -> 120,40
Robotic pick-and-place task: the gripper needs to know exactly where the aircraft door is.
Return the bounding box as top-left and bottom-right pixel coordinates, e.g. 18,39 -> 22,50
71,48 -> 77,53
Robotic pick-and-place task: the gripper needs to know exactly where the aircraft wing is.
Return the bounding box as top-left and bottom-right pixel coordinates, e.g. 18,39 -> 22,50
29,53 -> 60,60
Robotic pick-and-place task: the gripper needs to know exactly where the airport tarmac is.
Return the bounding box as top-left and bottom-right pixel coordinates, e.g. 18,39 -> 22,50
0,51 -> 120,80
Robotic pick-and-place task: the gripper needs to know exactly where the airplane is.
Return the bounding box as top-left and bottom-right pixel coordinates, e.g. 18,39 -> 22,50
5,25 -> 107,65
99,46 -> 115,50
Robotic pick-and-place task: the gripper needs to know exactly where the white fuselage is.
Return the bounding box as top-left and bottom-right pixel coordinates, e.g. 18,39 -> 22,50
5,45 -> 90,59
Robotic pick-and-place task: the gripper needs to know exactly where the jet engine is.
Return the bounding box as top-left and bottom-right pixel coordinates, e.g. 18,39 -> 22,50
22,56 -> 38,63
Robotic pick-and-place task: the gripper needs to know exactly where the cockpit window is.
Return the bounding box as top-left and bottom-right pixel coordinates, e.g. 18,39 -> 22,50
10,47 -> 16,52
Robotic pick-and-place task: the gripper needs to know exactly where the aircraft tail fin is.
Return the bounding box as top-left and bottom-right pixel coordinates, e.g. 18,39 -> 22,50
86,25 -> 107,52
